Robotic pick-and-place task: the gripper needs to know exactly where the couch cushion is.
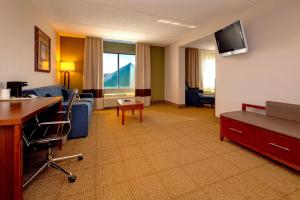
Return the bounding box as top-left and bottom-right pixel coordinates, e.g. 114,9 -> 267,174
221,111 -> 300,140
61,89 -> 74,101
62,101 -> 92,138
266,101 -> 300,123
80,98 -> 94,105
45,93 -> 52,97
24,85 -> 63,97
199,95 -> 215,100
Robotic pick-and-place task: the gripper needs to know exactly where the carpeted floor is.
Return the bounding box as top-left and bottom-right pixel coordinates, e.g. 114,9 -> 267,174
24,104 -> 300,200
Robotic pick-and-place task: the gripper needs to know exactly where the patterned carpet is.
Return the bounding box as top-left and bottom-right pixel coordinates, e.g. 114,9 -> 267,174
23,104 -> 300,200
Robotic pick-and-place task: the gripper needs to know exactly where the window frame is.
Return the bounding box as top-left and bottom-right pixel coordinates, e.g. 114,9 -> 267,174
103,52 -> 135,89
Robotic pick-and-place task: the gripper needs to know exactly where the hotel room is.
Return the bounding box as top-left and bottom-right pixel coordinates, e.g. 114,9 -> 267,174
0,0 -> 300,199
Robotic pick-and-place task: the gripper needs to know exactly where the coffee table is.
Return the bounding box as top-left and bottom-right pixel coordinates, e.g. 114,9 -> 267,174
117,99 -> 144,125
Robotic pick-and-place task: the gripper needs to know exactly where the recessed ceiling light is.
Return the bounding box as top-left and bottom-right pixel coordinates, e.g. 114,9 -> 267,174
157,19 -> 171,24
157,19 -> 196,29
171,22 -> 180,26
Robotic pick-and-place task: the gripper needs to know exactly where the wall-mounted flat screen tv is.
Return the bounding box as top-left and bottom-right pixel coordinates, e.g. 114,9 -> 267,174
214,20 -> 248,56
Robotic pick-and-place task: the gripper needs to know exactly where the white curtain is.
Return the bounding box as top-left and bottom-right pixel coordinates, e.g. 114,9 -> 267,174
83,36 -> 103,109
199,50 -> 216,93
135,43 -> 151,106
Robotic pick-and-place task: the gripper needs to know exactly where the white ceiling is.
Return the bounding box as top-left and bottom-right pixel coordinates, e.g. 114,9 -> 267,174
31,0 -> 261,45
185,35 -> 216,50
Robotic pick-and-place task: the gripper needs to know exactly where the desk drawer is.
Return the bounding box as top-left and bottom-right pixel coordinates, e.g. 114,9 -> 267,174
221,117 -> 255,148
256,129 -> 300,166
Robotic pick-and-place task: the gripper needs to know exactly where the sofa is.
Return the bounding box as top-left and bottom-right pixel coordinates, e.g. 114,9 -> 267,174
220,101 -> 300,171
185,83 -> 215,107
23,85 -> 93,138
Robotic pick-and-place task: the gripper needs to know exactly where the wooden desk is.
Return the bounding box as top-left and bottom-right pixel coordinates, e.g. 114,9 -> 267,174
0,97 -> 62,200
116,99 -> 144,125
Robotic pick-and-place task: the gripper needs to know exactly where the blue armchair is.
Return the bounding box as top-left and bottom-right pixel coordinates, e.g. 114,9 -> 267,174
23,85 -> 93,138
185,83 -> 215,107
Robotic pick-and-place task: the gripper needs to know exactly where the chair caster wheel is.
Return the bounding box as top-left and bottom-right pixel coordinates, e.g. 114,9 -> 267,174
78,155 -> 83,161
68,175 -> 76,183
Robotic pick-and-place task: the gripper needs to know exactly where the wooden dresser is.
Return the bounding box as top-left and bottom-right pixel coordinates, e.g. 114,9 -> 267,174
0,97 -> 62,200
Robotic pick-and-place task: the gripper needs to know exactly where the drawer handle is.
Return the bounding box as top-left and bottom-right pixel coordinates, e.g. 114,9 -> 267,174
229,128 -> 243,134
268,142 -> 290,152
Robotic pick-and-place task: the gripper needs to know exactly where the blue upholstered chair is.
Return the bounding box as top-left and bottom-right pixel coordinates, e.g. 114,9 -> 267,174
185,83 -> 215,107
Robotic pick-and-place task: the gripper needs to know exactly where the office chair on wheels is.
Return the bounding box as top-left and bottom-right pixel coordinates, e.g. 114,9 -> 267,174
23,89 -> 83,188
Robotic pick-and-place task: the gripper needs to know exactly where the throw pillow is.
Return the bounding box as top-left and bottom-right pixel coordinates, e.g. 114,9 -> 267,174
61,89 -> 74,101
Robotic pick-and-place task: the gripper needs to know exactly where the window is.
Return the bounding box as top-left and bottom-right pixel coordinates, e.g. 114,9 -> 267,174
200,51 -> 216,93
103,53 -> 118,88
103,53 -> 135,88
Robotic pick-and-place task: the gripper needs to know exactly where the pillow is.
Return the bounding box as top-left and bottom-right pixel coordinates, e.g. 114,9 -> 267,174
61,89 -> 74,101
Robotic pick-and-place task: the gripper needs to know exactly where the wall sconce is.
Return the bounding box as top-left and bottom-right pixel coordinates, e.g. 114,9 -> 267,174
60,62 -> 75,89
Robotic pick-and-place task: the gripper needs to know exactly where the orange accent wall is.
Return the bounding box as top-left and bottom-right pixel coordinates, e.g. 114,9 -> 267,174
60,36 -> 85,91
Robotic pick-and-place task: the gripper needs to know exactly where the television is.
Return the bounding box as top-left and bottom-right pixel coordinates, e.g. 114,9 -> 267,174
214,20 -> 248,56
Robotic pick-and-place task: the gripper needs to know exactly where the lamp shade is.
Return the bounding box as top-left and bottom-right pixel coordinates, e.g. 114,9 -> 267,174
60,62 -> 75,72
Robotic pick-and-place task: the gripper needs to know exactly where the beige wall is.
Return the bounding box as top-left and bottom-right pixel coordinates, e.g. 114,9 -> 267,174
0,0 -> 58,89
150,46 -> 165,101
165,45 -> 185,104
165,0 -> 300,113
60,36 -> 85,91
215,0 -> 300,116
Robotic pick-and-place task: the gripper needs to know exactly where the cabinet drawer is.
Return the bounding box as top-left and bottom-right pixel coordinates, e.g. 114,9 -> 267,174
221,117 -> 255,148
256,129 -> 300,166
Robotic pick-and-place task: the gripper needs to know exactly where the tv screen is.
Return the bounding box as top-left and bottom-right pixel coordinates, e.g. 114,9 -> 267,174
214,20 -> 248,56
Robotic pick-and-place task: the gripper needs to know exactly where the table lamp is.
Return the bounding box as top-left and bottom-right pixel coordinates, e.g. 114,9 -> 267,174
60,62 -> 75,89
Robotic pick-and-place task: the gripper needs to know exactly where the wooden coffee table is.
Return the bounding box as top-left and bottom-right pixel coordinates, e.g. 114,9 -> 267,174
117,99 -> 144,125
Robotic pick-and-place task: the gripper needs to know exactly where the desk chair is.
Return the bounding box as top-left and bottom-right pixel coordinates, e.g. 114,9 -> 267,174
23,89 -> 83,188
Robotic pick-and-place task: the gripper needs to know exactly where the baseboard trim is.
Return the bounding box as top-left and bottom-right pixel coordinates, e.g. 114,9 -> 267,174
93,108 -> 104,111
177,104 -> 186,109
164,100 -> 186,109
93,100 -> 187,109
150,100 -> 165,105
215,116 -> 220,123
103,106 -> 117,109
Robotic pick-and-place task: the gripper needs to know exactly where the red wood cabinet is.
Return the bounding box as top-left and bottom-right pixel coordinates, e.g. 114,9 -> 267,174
220,116 -> 300,171
221,117 -> 256,149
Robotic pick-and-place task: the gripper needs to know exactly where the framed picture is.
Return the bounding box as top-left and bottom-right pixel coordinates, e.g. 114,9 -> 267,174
34,26 -> 51,72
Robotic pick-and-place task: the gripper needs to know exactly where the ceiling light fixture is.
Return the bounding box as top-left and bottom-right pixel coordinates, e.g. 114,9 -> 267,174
171,22 -> 180,26
157,19 -> 196,29
157,19 -> 171,24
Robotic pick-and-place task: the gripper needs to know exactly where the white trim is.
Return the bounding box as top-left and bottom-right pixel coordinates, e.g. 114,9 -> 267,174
220,48 -> 248,56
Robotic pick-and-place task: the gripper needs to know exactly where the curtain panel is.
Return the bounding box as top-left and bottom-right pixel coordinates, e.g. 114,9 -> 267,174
185,48 -> 199,88
135,43 -> 151,106
83,37 -> 103,98
200,50 -> 216,92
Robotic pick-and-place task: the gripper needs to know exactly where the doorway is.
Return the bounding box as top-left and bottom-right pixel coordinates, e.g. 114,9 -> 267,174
184,35 -> 216,109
